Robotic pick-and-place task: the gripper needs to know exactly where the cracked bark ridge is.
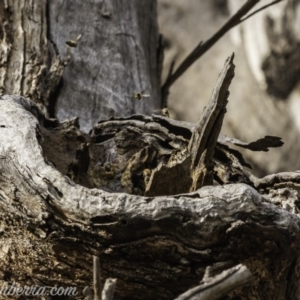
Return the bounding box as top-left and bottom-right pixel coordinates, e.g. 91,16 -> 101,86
0,1 -> 47,99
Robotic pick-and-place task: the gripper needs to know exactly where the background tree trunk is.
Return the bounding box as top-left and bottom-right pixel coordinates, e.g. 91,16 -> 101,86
49,0 -> 161,132
1,1 -> 300,300
0,0 -> 161,132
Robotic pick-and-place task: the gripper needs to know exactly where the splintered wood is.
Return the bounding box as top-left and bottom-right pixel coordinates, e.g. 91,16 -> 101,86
188,54 -> 235,191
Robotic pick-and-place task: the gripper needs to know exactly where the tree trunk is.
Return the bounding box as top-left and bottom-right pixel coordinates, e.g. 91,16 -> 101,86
49,0 -> 161,132
1,1 -> 300,300
0,0 -> 161,131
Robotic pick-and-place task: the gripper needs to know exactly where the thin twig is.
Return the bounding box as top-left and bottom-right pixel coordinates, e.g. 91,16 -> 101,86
241,0 -> 285,23
174,264 -> 252,300
93,256 -> 102,300
160,0 -> 284,107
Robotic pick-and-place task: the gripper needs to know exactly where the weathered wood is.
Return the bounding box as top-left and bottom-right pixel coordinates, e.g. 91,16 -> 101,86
0,94 -> 300,299
188,54 -> 234,190
175,264 -> 252,300
1,1 -> 300,299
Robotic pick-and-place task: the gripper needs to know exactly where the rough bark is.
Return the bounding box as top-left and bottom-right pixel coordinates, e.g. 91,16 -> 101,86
0,0 -> 49,109
48,0 -> 161,132
0,0 -> 161,132
0,63 -> 299,298
1,1 -> 300,300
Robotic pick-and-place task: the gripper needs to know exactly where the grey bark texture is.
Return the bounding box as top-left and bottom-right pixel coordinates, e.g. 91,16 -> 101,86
1,1 -> 300,300
49,0 -> 161,132
0,0 -> 161,132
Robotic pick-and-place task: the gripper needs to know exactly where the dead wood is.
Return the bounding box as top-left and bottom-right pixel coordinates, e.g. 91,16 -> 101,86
0,1 -> 299,298
188,53 -> 235,190
0,67 -> 299,298
175,264 -> 252,300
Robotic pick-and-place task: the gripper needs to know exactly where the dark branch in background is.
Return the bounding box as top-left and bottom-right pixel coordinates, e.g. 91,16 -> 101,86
166,57 -> 177,85
160,0 -> 285,108
241,0 -> 284,22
